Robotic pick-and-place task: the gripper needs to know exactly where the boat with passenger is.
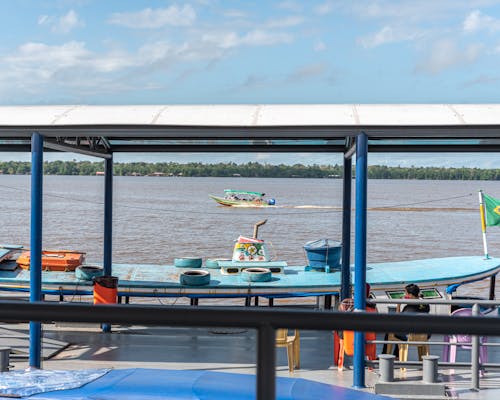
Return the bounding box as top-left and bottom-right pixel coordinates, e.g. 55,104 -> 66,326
209,189 -> 276,207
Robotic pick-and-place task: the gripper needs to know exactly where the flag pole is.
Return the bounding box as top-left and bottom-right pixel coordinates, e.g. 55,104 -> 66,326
479,190 -> 489,259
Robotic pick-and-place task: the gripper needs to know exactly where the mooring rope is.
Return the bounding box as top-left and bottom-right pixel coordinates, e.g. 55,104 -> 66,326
0,182 -> 477,215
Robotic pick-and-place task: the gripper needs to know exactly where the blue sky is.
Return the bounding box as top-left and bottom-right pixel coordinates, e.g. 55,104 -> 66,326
1,0 -> 500,167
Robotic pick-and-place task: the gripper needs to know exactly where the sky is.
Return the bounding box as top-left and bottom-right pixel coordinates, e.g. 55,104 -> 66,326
1,0 -> 500,167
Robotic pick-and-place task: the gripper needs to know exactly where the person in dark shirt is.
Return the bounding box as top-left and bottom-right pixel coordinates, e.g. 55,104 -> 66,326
394,283 -> 430,341
382,283 -> 430,354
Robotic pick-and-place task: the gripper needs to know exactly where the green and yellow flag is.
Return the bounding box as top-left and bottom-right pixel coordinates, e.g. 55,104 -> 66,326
483,193 -> 500,227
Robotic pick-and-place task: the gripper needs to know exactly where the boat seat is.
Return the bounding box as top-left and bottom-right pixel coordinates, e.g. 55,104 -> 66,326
275,329 -> 300,372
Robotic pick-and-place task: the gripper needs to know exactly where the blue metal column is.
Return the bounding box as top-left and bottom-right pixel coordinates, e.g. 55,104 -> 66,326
103,156 -> 113,276
353,132 -> 368,388
341,155 -> 352,300
29,132 -> 43,368
102,156 -> 113,333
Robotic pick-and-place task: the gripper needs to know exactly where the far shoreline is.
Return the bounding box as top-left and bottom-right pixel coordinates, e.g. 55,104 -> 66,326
0,161 -> 498,180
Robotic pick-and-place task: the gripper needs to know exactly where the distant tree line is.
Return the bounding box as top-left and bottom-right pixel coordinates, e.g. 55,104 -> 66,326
1,161 -> 500,180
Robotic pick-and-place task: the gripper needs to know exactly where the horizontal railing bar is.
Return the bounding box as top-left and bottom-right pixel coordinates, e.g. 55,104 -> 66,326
370,340 -> 451,345
366,360 -> 500,368
370,298 -> 500,306
370,340 -> 500,347
0,301 -> 499,336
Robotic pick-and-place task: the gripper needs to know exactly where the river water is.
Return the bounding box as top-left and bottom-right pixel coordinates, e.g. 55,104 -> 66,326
1,175 -> 499,298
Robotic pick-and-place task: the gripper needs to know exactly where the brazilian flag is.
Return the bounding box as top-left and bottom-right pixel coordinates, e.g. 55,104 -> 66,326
483,193 -> 500,227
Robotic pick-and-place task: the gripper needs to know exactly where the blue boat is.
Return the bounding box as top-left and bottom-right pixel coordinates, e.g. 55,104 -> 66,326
0,256 -> 497,310
0,245 -> 24,264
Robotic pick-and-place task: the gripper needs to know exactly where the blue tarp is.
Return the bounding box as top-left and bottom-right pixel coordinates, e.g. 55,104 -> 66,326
0,369 -> 110,397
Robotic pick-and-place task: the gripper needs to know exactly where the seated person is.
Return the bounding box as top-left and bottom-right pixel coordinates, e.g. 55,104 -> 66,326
394,283 -> 430,341
383,283 -> 430,355
337,283 -> 375,335
337,284 -> 377,370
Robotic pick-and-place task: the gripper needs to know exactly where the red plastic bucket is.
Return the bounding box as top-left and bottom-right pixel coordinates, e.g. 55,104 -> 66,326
93,276 -> 118,304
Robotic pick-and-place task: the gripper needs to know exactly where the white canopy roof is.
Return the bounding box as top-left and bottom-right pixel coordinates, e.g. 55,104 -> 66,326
0,104 -> 499,154
0,103 -> 498,131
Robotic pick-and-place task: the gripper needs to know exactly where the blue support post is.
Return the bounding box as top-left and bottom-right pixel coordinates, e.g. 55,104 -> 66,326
103,156 -> 113,276
29,132 -> 43,369
353,132 -> 368,388
341,156 -> 352,300
102,156 -> 113,332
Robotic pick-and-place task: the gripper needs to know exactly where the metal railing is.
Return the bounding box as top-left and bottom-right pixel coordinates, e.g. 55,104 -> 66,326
369,297 -> 500,390
0,300 -> 499,399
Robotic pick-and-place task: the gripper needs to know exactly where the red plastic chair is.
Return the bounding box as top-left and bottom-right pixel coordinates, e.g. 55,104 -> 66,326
336,299 -> 377,371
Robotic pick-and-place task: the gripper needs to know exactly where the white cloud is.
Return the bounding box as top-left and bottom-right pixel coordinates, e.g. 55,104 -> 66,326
255,153 -> 271,161
286,62 -> 328,83
38,15 -> 48,24
277,1 -> 302,12
462,74 -> 500,88
415,39 -> 483,74
138,42 -> 174,62
357,25 -> 422,48
223,9 -> 247,18
350,1 -> 426,20
314,1 -> 335,15
201,32 -> 239,49
0,22 -> 295,98
347,1 -> 500,22
108,5 -> 196,28
239,62 -> 329,91
265,16 -> 304,28
203,30 -> 292,49
464,10 -> 483,32
314,40 -> 326,52
463,10 -> 500,33
0,41 -> 141,95
38,10 -> 84,34
240,30 -> 293,46
7,41 -> 90,72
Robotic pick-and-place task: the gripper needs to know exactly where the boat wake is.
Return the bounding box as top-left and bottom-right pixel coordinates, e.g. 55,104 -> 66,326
218,204 -> 475,211
288,205 -> 341,209
227,205 -> 340,209
368,207 -> 474,212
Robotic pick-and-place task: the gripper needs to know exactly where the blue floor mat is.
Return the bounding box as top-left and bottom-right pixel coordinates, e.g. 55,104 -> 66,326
22,368 -> 391,400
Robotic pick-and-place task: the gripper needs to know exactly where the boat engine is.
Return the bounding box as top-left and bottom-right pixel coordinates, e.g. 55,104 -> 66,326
232,220 -> 271,262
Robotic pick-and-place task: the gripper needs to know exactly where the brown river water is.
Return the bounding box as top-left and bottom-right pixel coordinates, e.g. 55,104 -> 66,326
1,175 -> 499,301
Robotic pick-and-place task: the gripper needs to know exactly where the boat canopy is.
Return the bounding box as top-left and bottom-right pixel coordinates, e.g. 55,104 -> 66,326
224,189 -> 264,197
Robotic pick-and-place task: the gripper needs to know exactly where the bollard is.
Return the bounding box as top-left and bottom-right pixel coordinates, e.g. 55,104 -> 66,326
422,355 -> 439,383
471,304 -> 480,391
0,347 -> 11,372
379,354 -> 395,382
